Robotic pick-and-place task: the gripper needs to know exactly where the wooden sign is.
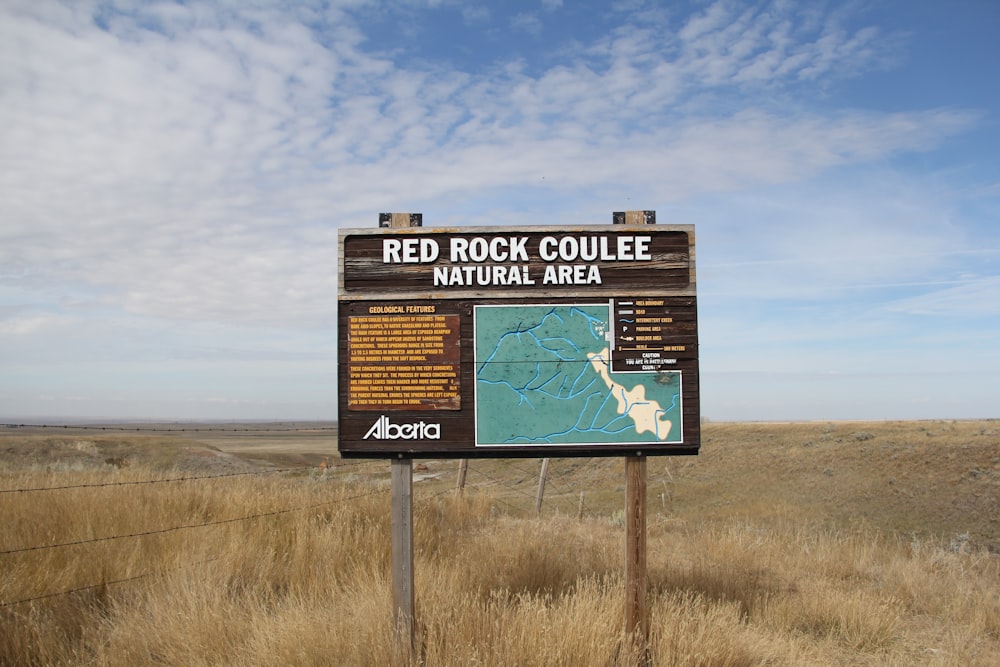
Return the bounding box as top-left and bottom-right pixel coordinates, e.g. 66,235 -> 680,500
338,225 -> 699,458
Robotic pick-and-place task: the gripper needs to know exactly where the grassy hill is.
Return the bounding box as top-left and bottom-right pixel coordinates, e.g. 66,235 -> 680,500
682,420 -> 1000,552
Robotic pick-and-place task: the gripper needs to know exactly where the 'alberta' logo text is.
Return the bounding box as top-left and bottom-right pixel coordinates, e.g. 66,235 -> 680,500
363,415 -> 442,440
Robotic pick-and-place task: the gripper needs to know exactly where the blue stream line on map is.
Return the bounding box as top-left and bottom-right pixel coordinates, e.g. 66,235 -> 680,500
477,307 -> 603,372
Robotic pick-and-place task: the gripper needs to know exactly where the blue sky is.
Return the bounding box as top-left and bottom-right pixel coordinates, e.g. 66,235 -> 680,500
1,0 -> 998,422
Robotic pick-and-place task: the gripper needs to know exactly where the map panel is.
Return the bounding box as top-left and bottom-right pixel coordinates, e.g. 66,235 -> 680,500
474,303 -> 683,447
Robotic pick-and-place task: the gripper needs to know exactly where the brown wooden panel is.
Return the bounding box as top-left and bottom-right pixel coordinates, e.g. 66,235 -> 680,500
339,227 -> 695,299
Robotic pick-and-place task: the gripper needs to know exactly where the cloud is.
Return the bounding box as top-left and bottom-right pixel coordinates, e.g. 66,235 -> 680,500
885,276 -> 1000,317
511,12 -> 543,36
0,313 -> 71,336
0,0 -> 983,330
0,0 -> 995,420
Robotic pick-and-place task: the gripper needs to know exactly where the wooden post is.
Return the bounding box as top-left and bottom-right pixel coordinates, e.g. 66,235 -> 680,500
456,459 -> 468,495
383,212 -> 421,653
615,210 -> 654,656
379,212 -> 423,228
625,455 -> 648,650
391,457 -> 414,649
535,457 -> 550,515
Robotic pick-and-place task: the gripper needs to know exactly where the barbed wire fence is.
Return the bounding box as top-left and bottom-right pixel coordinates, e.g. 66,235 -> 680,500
0,423 -> 664,609
0,423 -> 340,433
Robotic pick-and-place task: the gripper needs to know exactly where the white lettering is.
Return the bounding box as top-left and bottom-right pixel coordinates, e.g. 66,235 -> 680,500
634,235 -> 651,260
419,238 -> 439,262
468,237 -> 489,262
559,236 -> 579,261
509,236 -> 529,262
615,236 -> 634,260
383,238 -> 438,263
363,415 -> 442,440
392,234 -> 650,265
433,265 -> 536,286
600,237 -> 616,260
539,236 -> 559,261
383,239 -> 402,263
536,235 -> 653,263
489,237 -> 507,262
450,236 -> 533,263
542,264 -> 603,285
578,237 -> 599,261
450,238 -> 470,262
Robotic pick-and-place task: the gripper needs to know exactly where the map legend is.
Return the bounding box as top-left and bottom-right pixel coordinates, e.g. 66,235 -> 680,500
611,298 -> 692,373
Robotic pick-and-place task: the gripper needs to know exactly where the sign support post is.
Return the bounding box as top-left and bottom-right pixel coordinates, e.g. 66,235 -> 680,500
624,454 -> 648,653
391,455 -> 414,652
617,210 -> 653,656
381,212 -> 422,655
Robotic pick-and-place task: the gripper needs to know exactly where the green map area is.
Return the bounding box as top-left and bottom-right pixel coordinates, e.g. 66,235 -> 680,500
474,304 -> 682,447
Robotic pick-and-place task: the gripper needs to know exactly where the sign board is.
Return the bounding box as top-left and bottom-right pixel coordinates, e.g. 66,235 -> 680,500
337,225 -> 699,458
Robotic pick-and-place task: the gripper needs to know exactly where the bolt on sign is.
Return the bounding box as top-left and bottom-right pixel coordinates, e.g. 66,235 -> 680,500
337,225 -> 700,458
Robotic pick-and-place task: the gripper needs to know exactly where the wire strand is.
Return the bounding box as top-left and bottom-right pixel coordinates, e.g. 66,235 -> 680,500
0,465 -> 316,494
0,557 -> 219,608
0,486 -> 390,557
0,423 -> 338,433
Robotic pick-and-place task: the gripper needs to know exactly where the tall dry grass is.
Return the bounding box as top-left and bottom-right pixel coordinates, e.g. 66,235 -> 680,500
2,463 -> 999,666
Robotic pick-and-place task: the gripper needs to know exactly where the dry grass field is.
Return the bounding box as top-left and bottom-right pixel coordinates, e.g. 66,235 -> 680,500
1,420 -> 998,665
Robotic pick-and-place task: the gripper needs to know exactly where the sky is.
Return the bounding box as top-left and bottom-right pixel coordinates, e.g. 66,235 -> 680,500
1,0 -> 998,422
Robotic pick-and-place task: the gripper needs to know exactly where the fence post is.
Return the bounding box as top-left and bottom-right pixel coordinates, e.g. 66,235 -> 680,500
456,459 -> 468,495
535,457 -> 550,515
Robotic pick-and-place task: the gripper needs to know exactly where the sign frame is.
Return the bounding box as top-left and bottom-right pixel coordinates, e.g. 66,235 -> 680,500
337,224 -> 699,458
